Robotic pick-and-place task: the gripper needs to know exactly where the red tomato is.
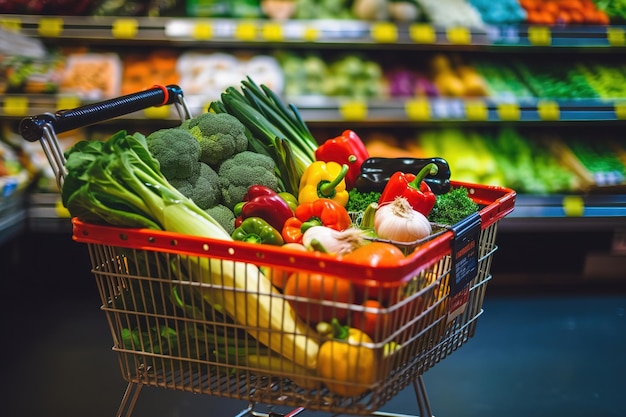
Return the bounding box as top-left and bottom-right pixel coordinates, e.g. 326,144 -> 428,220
283,272 -> 354,324
351,299 -> 388,341
340,242 -> 406,305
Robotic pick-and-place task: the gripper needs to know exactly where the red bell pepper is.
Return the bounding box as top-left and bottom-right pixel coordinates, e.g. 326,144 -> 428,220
234,185 -> 294,232
314,130 -> 370,190
282,198 -> 352,244
377,163 -> 438,216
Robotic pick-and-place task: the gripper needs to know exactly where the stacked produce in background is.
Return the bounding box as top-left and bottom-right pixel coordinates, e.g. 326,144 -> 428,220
0,0 -> 625,22
363,126 -> 626,194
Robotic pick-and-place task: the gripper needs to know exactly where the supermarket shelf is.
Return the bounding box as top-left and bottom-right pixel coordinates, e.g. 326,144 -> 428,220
20,192 -> 626,234
1,15 -> 624,49
3,94 -> 625,124
500,193 -> 626,232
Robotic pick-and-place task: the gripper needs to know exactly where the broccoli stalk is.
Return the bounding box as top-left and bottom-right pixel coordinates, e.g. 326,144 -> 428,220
62,130 -> 230,237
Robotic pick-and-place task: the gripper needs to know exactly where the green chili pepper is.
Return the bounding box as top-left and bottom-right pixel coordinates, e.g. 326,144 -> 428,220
231,216 -> 284,245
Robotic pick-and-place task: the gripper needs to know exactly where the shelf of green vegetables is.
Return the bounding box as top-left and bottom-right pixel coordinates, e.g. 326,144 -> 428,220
18,79 -> 516,416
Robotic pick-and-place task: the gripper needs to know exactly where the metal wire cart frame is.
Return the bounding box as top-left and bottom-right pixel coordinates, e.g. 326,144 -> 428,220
20,85 -> 516,417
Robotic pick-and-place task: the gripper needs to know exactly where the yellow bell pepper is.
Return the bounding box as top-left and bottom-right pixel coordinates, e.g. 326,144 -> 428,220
298,161 -> 349,207
317,319 -> 377,397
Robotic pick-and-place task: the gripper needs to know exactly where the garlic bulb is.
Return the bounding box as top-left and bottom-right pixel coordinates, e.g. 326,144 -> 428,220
301,226 -> 367,255
374,197 -> 432,242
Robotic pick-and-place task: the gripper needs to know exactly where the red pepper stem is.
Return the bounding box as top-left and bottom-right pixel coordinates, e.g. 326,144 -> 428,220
408,163 -> 438,190
318,164 -> 349,198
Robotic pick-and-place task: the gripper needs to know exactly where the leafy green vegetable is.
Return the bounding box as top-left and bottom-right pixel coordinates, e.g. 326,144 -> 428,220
62,129 -> 230,236
209,76 -> 318,196
345,188 -> 381,213
427,187 -> 479,226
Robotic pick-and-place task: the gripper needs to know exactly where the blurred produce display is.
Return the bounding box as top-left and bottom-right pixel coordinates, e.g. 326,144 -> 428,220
510,58 -> 598,99
121,50 -> 179,95
279,52 -> 383,99
469,0 -> 527,24
363,127 -> 626,194
519,0 -> 610,25
0,0 -> 623,23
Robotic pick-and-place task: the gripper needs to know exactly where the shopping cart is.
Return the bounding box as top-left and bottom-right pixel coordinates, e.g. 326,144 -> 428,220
20,85 -> 516,417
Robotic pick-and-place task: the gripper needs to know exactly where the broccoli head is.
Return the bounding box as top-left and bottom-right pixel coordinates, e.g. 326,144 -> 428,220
184,112 -> 249,167
169,162 -> 221,210
218,151 -> 279,210
145,127 -> 201,179
204,204 -> 236,235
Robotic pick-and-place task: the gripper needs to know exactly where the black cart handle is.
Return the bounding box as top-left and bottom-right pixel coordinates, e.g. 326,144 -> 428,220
19,84 -> 185,142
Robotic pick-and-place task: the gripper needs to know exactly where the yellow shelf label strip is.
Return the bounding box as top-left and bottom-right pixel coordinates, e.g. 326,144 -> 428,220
615,101 -> 626,120
497,103 -> 520,121
446,26 -> 471,45
3,97 -> 29,117
192,22 -> 213,40
409,24 -> 436,44
302,26 -> 320,42
235,21 -> 257,41
371,22 -> 398,43
339,100 -> 368,121
112,18 -> 138,39
465,100 -> 489,121
528,26 -> 551,46
607,27 -> 625,47
0,17 -> 21,32
38,17 -> 64,37
537,100 -> 560,121
406,99 -> 431,121
144,106 -> 172,119
562,195 -> 584,217
56,96 -> 81,111
262,22 -> 284,42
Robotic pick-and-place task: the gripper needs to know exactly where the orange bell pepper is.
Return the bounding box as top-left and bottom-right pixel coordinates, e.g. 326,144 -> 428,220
281,198 -> 352,244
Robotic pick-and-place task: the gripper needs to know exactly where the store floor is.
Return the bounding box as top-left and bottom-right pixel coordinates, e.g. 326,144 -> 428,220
1,233 -> 625,417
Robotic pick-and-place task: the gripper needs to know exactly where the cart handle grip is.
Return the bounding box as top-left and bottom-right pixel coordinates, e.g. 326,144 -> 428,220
19,84 -> 184,142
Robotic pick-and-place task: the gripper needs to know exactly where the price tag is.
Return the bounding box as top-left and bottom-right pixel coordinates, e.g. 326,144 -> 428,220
465,100 -> 488,121
497,102 -> 520,121
235,21 -> 257,41
3,97 -> 29,116
528,26 -> 551,46
339,100 -> 368,121
38,17 -> 63,37
302,26 -> 319,42
447,26 -> 471,45
563,195 -> 584,217
371,22 -> 398,43
144,106 -> 172,119
448,213 -> 481,321
112,18 -> 138,39
406,99 -> 431,121
537,100 -> 560,121
0,17 -> 21,32
56,96 -> 81,111
409,24 -> 436,44
192,22 -> 213,40
615,101 -> 626,120
262,22 -> 284,42
607,27 -> 625,47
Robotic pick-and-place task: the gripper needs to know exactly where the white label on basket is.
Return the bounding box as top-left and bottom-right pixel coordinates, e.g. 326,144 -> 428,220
448,284 -> 469,322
